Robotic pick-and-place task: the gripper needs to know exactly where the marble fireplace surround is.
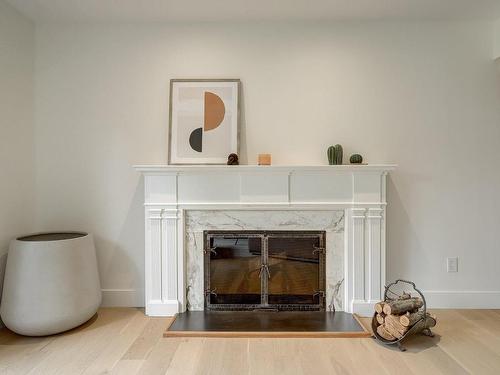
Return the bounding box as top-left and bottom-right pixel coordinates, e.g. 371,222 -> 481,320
135,165 -> 396,317
185,210 -> 345,311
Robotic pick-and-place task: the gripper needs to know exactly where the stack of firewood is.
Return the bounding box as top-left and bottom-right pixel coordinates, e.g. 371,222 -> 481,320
374,293 -> 437,341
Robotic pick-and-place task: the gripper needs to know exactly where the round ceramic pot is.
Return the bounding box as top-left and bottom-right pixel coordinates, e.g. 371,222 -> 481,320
0,232 -> 101,336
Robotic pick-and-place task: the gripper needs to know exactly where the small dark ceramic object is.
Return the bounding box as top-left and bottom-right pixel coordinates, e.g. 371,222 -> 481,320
227,153 -> 239,165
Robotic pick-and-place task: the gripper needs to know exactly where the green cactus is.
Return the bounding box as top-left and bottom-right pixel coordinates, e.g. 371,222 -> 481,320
350,154 -> 363,164
327,146 -> 336,165
334,144 -> 343,165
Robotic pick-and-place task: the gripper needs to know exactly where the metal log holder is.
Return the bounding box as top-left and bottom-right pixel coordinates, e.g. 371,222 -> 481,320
372,279 -> 434,352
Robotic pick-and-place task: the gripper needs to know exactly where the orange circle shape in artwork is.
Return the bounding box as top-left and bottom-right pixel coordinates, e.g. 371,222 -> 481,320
204,92 -> 226,131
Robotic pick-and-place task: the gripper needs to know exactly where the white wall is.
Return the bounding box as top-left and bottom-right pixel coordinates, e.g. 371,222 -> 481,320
0,1 -> 35,301
495,19 -> 500,59
34,20 -> 500,307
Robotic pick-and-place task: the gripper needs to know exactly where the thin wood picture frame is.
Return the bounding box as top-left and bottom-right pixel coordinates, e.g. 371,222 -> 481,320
168,79 -> 241,165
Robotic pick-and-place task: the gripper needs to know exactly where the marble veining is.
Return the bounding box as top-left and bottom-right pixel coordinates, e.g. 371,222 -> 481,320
185,210 -> 345,311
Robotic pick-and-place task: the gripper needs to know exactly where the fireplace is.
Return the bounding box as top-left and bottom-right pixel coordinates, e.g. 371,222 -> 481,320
204,231 -> 326,311
135,164 -> 395,317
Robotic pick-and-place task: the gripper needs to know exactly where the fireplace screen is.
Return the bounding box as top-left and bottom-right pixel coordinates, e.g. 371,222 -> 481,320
204,231 -> 326,311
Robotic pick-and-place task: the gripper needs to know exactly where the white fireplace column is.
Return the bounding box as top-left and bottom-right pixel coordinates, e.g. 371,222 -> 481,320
136,165 -> 395,317
345,207 -> 385,317
144,207 -> 181,315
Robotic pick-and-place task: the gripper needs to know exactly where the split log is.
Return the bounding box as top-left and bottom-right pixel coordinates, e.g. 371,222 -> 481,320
374,302 -> 385,314
376,313 -> 385,325
413,314 -> 437,330
396,313 -> 436,336
384,314 -> 436,340
384,314 -> 409,337
383,297 -> 423,315
383,321 -> 405,339
376,324 -> 396,341
400,311 -> 424,327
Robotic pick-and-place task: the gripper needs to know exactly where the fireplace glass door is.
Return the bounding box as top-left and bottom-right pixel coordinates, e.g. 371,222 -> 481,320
205,234 -> 263,306
267,234 -> 322,306
204,231 -> 325,311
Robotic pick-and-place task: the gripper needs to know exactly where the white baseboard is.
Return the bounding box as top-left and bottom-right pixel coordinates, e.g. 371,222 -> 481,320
352,300 -> 377,317
146,300 -> 179,317
352,291 -> 500,316
99,289 -> 500,310
101,289 -> 144,307
423,291 -> 500,309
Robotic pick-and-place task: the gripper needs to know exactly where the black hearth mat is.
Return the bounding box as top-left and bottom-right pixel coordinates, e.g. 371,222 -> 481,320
164,311 -> 371,338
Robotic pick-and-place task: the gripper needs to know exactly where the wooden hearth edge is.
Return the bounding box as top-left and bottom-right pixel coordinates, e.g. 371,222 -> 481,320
353,313 -> 373,336
162,313 -> 372,339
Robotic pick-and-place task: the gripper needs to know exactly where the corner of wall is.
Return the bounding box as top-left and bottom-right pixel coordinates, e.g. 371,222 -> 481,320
0,0 -> 36,318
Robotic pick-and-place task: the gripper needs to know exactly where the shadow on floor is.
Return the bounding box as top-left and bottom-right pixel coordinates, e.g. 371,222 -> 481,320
372,332 -> 442,353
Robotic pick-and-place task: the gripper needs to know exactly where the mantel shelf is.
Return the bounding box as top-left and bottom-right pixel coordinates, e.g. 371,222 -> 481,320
134,164 -> 397,174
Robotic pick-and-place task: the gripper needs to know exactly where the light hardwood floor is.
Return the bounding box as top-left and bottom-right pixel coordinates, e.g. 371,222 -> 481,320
1,308 -> 499,374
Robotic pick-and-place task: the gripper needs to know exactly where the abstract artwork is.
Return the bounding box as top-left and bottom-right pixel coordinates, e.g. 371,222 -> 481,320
169,79 -> 240,164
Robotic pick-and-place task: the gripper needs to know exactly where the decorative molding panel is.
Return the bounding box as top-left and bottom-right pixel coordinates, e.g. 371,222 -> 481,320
135,164 -> 396,317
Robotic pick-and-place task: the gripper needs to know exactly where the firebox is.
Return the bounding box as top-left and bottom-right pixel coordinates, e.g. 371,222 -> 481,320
204,231 -> 326,311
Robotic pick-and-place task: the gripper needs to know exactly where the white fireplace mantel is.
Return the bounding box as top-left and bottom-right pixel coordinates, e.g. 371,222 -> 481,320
134,164 -> 396,317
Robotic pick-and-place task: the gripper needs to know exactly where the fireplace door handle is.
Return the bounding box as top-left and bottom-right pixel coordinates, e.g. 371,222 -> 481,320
204,247 -> 217,256
205,288 -> 217,297
259,264 -> 271,279
312,246 -> 325,255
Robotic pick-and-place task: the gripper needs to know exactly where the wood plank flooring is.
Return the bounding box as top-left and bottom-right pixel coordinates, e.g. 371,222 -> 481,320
0,308 -> 499,374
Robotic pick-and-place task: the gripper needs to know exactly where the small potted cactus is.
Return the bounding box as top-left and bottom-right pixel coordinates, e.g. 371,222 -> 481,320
349,154 -> 363,164
327,144 -> 343,165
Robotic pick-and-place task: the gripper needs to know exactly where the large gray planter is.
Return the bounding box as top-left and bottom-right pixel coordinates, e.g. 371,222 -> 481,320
0,232 -> 101,336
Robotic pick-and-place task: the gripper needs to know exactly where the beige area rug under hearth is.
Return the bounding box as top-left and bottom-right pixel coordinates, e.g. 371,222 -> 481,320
164,311 -> 372,338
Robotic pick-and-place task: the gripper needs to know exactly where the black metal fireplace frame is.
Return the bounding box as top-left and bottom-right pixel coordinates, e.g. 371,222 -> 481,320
204,230 -> 326,311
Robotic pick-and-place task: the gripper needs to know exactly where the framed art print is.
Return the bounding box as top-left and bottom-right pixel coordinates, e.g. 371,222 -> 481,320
168,79 -> 240,164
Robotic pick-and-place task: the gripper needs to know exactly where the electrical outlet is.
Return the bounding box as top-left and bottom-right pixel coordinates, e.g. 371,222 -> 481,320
447,257 -> 458,272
